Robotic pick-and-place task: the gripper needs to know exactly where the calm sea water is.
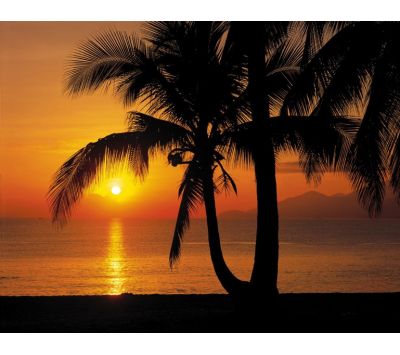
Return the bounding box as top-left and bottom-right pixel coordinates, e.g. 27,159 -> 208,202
1,218 -> 399,295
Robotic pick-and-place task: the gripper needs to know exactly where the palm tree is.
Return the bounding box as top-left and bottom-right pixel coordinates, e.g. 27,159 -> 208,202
223,21 -> 358,296
282,21 -> 400,216
48,22 -> 250,295
49,22 -> 359,299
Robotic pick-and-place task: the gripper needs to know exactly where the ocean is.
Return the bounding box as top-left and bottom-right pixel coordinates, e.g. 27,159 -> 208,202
1,218 -> 399,295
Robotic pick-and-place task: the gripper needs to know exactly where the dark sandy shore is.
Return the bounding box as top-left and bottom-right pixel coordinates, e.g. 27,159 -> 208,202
1,293 -> 399,332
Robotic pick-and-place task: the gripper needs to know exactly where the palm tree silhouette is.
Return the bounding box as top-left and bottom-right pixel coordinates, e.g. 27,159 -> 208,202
48,22 -> 250,295
224,22 -> 358,296
282,22 -> 400,217
49,22 -> 359,298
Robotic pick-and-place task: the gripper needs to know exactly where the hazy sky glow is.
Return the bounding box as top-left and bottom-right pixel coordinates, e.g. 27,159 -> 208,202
0,22 -> 353,219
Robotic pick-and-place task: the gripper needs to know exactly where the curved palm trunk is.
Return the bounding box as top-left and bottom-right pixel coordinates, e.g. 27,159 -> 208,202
247,22 -> 280,296
250,140 -> 279,296
202,165 -> 249,296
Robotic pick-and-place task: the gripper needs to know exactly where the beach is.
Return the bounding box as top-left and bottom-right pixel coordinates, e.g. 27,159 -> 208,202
1,293 -> 399,332
2,219 -> 400,332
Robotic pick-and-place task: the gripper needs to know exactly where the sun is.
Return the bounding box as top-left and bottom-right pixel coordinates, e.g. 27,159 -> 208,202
89,168 -> 138,201
111,185 -> 122,195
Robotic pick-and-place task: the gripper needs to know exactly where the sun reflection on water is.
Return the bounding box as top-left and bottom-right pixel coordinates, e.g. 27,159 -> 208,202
106,218 -> 127,295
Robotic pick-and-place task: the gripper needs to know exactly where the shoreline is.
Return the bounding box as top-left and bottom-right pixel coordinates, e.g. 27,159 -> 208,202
1,293 -> 399,332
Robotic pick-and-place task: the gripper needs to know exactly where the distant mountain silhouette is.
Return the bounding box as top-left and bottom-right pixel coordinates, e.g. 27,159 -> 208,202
219,191 -> 400,219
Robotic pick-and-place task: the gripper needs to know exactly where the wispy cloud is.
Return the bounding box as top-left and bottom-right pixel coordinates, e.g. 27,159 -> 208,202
276,161 -> 302,174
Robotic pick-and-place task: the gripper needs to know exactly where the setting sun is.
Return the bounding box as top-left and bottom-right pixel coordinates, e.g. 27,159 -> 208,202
111,186 -> 121,195
85,160 -> 141,205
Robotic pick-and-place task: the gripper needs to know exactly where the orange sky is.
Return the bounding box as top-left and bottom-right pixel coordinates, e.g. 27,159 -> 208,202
0,22 -> 353,220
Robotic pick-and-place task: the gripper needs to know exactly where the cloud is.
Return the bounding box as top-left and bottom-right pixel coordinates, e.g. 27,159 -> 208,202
276,161 -> 302,174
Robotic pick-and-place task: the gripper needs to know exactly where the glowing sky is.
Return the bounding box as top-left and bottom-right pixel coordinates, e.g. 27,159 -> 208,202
0,22 -> 353,219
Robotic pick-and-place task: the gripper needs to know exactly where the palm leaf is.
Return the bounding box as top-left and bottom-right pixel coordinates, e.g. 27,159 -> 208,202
169,162 -> 204,266
296,21 -> 351,70
271,115 -> 358,176
127,111 -> 192,148
281,23 -> 375,116
215,160 -> 238,195
264,37 -> 304,114
221,121 -> 255,169
349,40 -> 400,216
66,28 -> 196,128
66,30 -> 145,96
49,113 -> 191,225
390,129 -> 400,203
48,132 -> 140,225
222,114 -> 359,182
292,116 -> 359,183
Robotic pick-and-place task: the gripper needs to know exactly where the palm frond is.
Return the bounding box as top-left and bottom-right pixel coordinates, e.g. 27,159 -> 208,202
118,53 -> 196,127
214,160 -> 238,195
215,84 -> 251,130
143,21 -> 186,50
127,111 -> 192,148
169,162 -> 204,267
298,22 -> 326,69
390,130 -> 400,203
144,22 -> 248,133
263,22 -> 291,59
293,116 -> 359,183
295,22 -> 351,70
220,22 -> 247,68
221,121 -> 255,169
281,23 -> 373,116
311,30 -> 384,118
49,111 -> 191,225
267,115 -> 359,183
265,32 -> 304,76
349,42 -> 400,216
125,112 -> 193,179
382,37 -> 400,204
264,37 -> 304,114
66,30 -> 145,96
67,28 -> 196,128
48,132 -> 140,225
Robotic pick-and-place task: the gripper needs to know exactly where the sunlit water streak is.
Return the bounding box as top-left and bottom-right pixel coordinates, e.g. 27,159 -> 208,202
0,218 -> 400,295
105,219 -> 126,295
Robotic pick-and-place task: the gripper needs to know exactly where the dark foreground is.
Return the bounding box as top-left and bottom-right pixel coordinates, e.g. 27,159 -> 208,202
1,293 -> 399,332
